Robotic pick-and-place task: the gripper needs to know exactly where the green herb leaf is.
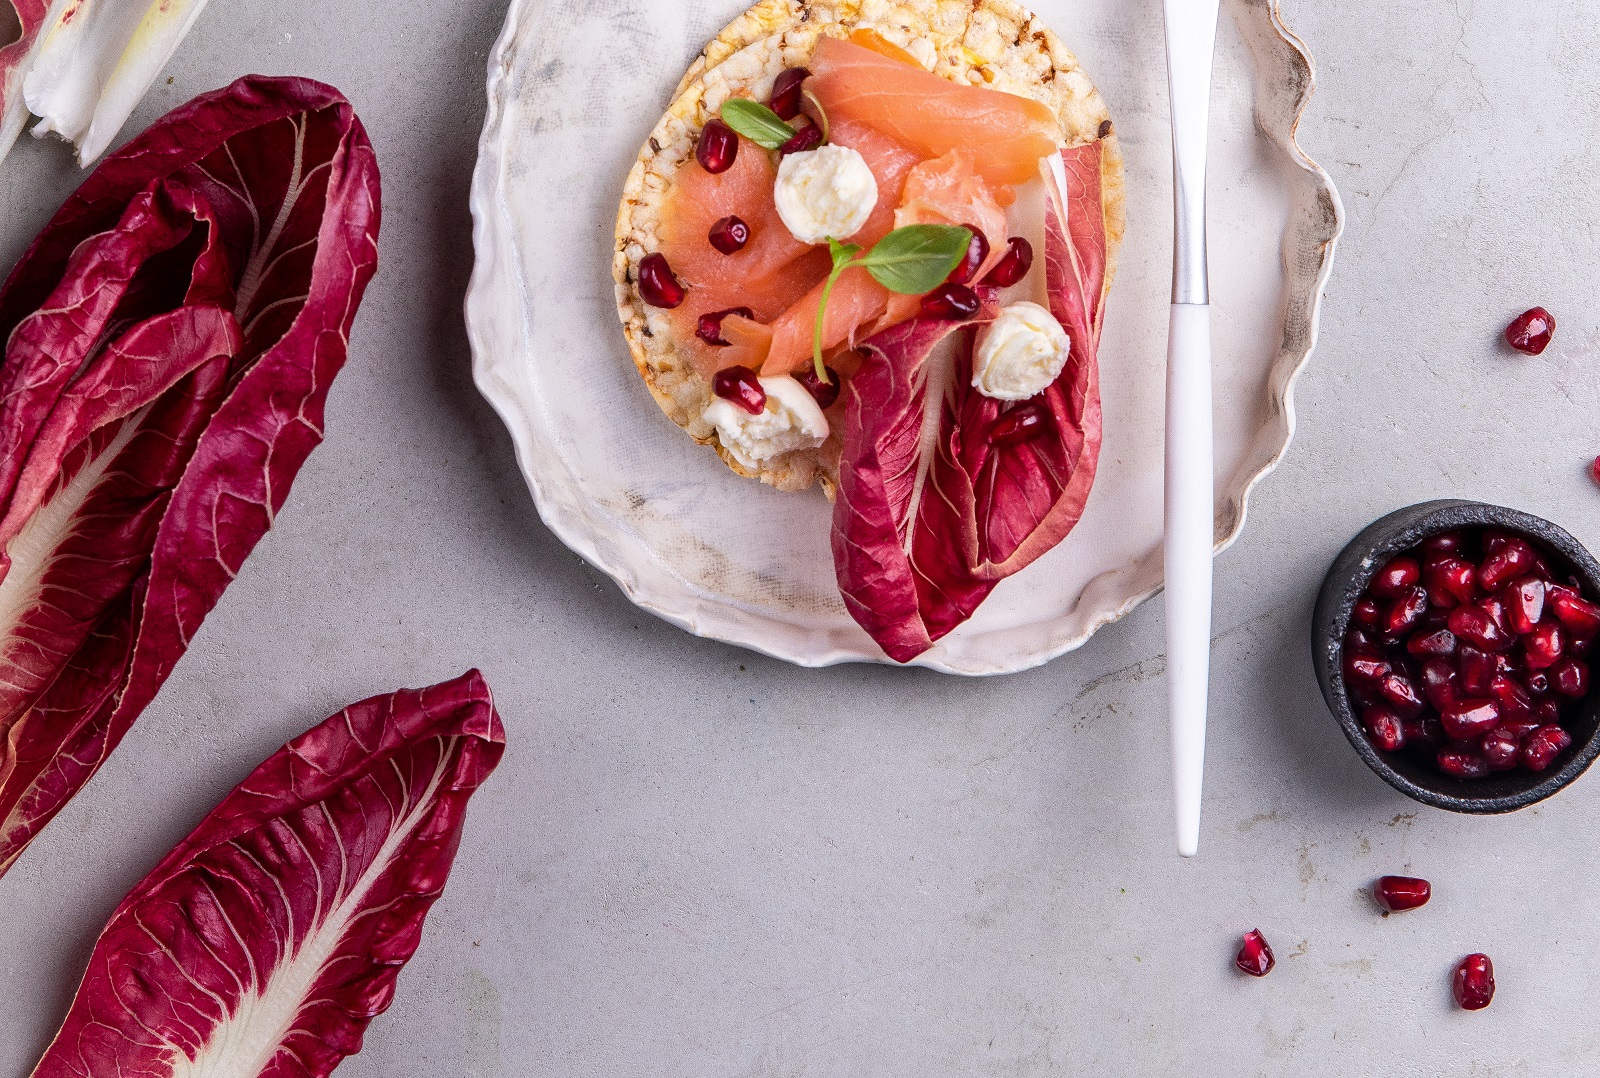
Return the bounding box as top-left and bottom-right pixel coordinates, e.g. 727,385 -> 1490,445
859,224 -> 974,294
827,237 -> 861,270
719,98 -> 796,150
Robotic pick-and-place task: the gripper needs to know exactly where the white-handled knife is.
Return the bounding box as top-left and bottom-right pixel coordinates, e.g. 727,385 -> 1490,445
1162,0 -> 1220,857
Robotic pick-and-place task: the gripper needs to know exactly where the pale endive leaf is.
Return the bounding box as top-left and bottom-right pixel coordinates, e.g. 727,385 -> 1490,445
18,0 -> 212,167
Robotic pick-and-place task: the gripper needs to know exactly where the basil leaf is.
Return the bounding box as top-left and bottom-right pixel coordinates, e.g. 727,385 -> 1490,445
827,237 -> 861,271
719,98 -> 796,150
859,224 -> 973,294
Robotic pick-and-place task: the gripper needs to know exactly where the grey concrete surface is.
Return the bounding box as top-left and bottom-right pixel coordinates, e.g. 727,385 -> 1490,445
0,0 -> 1594,1075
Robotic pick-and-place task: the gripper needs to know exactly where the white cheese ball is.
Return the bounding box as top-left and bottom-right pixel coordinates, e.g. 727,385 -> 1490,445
972,302 -> 1072,401
774,145 -> 878,245
703,375 -> 829,470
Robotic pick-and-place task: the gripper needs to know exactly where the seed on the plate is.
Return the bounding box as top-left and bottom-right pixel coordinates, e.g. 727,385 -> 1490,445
769,67 -> 811,120
637,253 -> 686,308
713,365 -> 766,415
921,283 -> 980,320
981,236 -> 1033,287
708,214 -> 750,254
797,364 -> 841,410
696,306 -> 754,347
1235,929 -> 1274,977
946,223 -> 991,286
696,118 -> 739,174
1505,306 -> 1554,355
1372,875 -> 1431,913
1591,455 -> 1600,489
1453,953 -> 1495,1010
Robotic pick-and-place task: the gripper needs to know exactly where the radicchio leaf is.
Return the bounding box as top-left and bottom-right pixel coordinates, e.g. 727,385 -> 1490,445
0,76 -> 382,876
0,0 -> 50,163
29,670 -> 506,1078
832,141 -> 1109,662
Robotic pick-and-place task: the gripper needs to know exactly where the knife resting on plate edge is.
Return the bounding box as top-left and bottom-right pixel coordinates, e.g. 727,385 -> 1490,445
1162,0 -> 1220,857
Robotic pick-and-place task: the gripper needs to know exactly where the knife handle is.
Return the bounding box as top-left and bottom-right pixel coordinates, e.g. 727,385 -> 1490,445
1165,301 -> 1213,858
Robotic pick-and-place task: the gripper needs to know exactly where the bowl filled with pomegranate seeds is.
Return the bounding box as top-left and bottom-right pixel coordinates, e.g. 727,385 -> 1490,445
1313,500 -> 1600,812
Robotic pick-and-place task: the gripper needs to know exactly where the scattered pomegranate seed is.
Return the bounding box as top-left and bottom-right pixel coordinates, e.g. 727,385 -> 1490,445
796,365 -> 840,409
1591,455 -> 1600,489
1437,746 -> 1490,778
1504,307 -> 1554,355
991,403 -> 1047,447
1235,929 -> 1274,977
708,215 -> 750,254
1365,705 -> 1406,752
778,121 -> 823,155
1440,698 -> 1500,741
696,306 -> 754,347
980,236 -> 1034,288
713,365 -> 766,415
695,119 -> 739,174
1522,724 -> 1573,771
1372,875 -> 1431,913
1551,657 -> 1589,698
921,283 -> 981,320
1453,954 -> 1495,1010
946,224 -> 991,286
637,253 -> 686,308
769,67 -> 811,119
1371,556 -> 1422,598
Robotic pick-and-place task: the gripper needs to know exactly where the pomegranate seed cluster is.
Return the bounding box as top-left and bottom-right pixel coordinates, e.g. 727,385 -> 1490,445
1344,527 -> 1597,778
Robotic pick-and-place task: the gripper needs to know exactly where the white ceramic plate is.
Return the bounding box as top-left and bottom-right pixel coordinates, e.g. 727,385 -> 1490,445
466,0 -> 1343,675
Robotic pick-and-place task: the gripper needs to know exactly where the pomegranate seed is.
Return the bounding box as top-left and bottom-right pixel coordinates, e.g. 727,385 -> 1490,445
1524,621 -> 1565,670
1488,675 -> 1534,723
768,67 -> 810,120
1379,673 -> 1426,718
1535,699 -> 1561,725
1453,954 -> 1495,1010
1500,718 -> 1543,741
1344,653 -> 1391,687
1549,587 -> 1600,635
637,253 -> 686,308
1424,558 -> 1478,608
1421,531 -> 1463,557
1551,657 -> 1589,698
695,118 -> 739,174
1371,556 -> 1421,598
1235,929 -> 1274,977
1449,605 -> 1511,652
1482,530 -> 1513,555
1352,598 -> 1384,631
1481,726 -> 1522,770
1372,875 -> 1431,913
796,365 -> 840,409
713,365 -> 766,415
991,403 -> 1047,447
1501,577 -> 1546,634
921,283 -> 980,320
1365,705 -> 1406,752
696,306 -> 754,347
1437,746 -> 1491,778
1479,539 -> 1535,592
1383,587 -> 1429,635
708,215 -> 750,254
1458,645 -> 1496,695
1522,724 -> 1573,771
1525,670 -> 1551,695
1440,698 -> 1500,741
1572,634 -> 1595,657
1591,455 -> 1600,489
946,224 -> 991,286
981,236 -> 1033,287
1345,627 -> 1379,654
1505,306 -> 1555,355
1403,715 -> 1445,748
778,121 -> 823,156
1421,659 -> 1459,710
1407,628 -> 1457,658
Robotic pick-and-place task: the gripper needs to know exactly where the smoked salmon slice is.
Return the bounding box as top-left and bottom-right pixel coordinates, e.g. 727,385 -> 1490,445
808,35 -> 1061,187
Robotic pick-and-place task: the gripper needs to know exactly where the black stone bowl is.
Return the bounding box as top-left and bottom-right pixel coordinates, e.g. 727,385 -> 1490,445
1313,499 -> 1600,813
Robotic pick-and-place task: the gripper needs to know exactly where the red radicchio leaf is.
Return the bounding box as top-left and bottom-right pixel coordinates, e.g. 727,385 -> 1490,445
0,76 -> 382,876
832,141 -> 1109,662
28,670 -> 506,1078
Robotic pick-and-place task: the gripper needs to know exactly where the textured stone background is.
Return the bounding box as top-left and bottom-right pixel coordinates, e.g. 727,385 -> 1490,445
0,0 -> 1594,1074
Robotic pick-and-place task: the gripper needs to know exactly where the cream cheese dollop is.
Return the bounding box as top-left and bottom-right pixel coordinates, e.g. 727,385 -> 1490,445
774,144 -> 878,245
972,302 -> 1072,401
703,375 -> 829,470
